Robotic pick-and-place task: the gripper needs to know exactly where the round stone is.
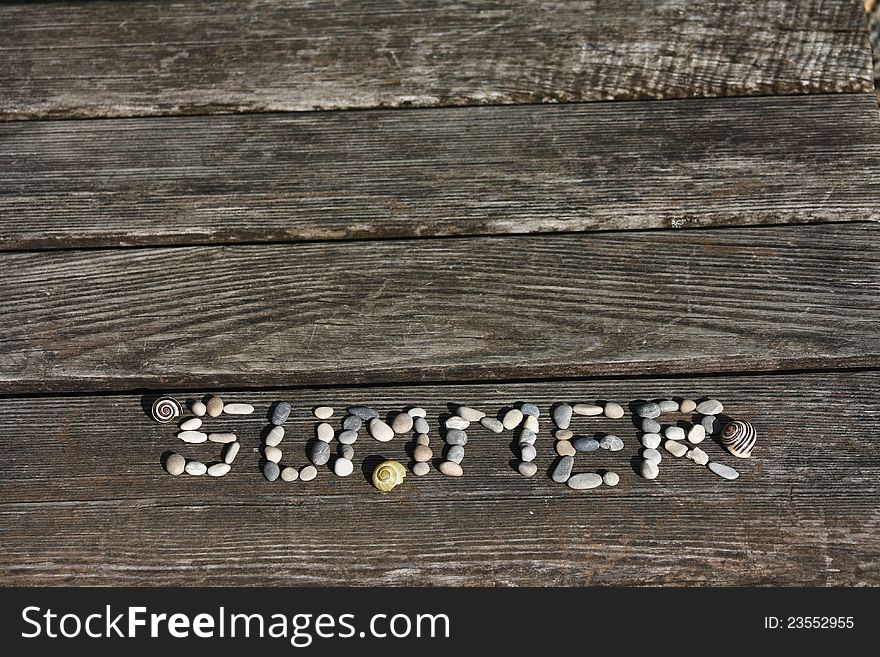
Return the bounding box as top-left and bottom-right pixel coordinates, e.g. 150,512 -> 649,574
316,422 -> 334,442
446,444 -> 464,464
407,407 -> 427,418
310,441 -> 331,466
641,433 -> 662,449
679,399 -> 697,414
520,444 -> 537,462
314,406 -> 334,420
554,429 -> 573,441
572,437 -> 600,452
392,412 -> 414,434
264,445 -> 283,463
262,461 -> 280,482
342,415 -> 363,431
665,440 -> 688,458
603,402 -> 624,419
334,458 -> 354,477
348,406 -> 379,420
518,461 -> 538,477
552,456 -> 574,483
480,417 -> 504,433
664,426 -> 685,441
439,461 -> 463,477
552,404 -> 573,429
413,416 -> 430,434
522,415 -> 540,433
413,462 -> 430,476
599,434 -> 624,451
502,408 -> 524,430
222,441 -> 240,464
185,460 -> 207,476
369,418 -> 394,442
556,440 -> 576,457
206,396 -> 223,417
299,465 -> 317,482
339,444 -> 355,460
573,403 -> 603,416
266,425 -> 285,446
708,461 -> 739,480
223,403 -> 254,415
696,399 -> 724,415
686,447 -> 709,465
687,424 -> 706,444
643,448 -> 662,464
208,432 -> 237,444
640,460 -> 660,480
413,444 -> 433,463
658,400 -> 679,413
280,466 -> 299,482
190,400 -> 207,417
456,406 -> 485,422
179,417 -> 202,431
338,430 -> 358,445
567,473 -> 603,490
445,416 -> 470,430
445,429 -> 468,445
602,471 -> 620,486
271,401 -> 291,425
208,463 -> 231,477
642,418 -> 661,433
178,430 -> 207,444
415,433 -> 430,446
634,401 -> 661,419
165,453 -> 186,476
520,402 -> 540,418
518,428 -> 537,445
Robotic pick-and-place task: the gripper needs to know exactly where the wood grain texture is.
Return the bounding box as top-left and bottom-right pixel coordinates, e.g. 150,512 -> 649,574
0,223 -> 878,392
0,0 -> 872,120
2,94 -> 879,249
1,371 -> 877,586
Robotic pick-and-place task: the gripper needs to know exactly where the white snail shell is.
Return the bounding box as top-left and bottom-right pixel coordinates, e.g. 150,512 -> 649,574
151,396 -> 182,423
720,420 -> 756,458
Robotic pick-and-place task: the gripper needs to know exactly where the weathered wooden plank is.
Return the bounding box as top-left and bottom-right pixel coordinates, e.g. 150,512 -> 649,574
0,0 -> 872,120
0,223 -> 878,392
1,371 -> 877,585
1,94 -> 879,250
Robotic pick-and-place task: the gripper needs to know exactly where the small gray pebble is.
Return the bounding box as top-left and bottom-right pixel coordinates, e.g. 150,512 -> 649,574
391,412 -> 414,434
572,437 -> 600,452
680,399 -> 697,414
602,471 -> 620,486
446,444 -> 465,464
518,461 -> 538,477
348,406 -> 379,420
520,443 -> 537,462
640,460 -> 660,480
415,433 -> 430,446
567,473 -> 603,490
333,458 -> 354,477
407,407 -> 427,418
414,444 -> 433,462
222,441 -> 240,464
708,461 -> 739,480
185,460 -> 207,476
413,416 -> 430,434
439,461 -> 463,477
445,429 -> 468,445
445,415 -> 470,430
165,453 -> 186,476
664,426 -> 685,441
599,434 -> 624,451
697,399 -> 724,415
480,417 -> 504,433
635,401 -> 661,418
642,448 -> 662,464
413,462 -> 430,476
271,401 -> 291,425
552,404 -> 573,429
342,415 -> 363,431
299,465 -> 317,481
266,425 -> 285,446
456,406 -> 485,421
281,466 -> 299,482
554,429 -> 573,441
262,461 -> 280,482
338,429 -> 359,445
641,433 -> 662,449
520,402 -> 540,418
642,418 -> 661,433
339,444 -> 355,460
702,415 -> 718,435
552,456 -> 574,483
658,400 -> 679,413
310,441 -> 331,466
518,428 -> 537,445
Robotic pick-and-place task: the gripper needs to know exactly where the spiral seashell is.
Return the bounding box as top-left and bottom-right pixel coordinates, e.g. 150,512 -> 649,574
151,396 -> 182,423
372,460 -> 406,493
720,420 -> 756,458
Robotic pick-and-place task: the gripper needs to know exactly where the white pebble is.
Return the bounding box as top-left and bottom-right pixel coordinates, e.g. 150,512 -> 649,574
665,440 -> 688,458
708,461 -> 739,480
456,406 -> 485,421
687,424 -> 706,444
265,425 -> 285,446
640,460 -> 659,480
314,406 -> 334,419
602,471 -> 620,486
316,422 -> 334,442
686,447 -> 709,466
604,402 -> 625,419
190,400 -> 207,417
178,430 -> 207,443
445,416 -> 470,430
223,402 -> 254,415
522,415 -> 539,432
665,426 -> 686,441
643,448 -> 662,464
281,466 -> 299,482
185,460 -> 207,476
573,403 -> 603,416
179,417 -> 202,431
222,441 -> 240,464
641,433 -> 662,449
208,432 -> 237,444
369,418 -> 394,442
407,407 -> 427,418
207,463 -> 231,477
299,465 -> 318,481
264,445 -> 282,463
502,408 -> 524,430
333,458 -> 354,477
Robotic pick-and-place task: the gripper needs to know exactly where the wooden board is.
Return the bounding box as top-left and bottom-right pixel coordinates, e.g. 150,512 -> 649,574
1,370 -> 876,586
2,94 -> 879,249
0,0 -> 872,121
1,223 -> 878,393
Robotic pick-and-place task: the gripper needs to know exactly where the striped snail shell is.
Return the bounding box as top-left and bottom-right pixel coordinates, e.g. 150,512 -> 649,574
720,420 -> 756,458
372,459 -> 407,493
151,396 -> 182,423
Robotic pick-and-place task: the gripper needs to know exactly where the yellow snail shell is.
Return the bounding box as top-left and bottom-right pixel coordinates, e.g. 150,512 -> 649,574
372,460 -> 406,493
